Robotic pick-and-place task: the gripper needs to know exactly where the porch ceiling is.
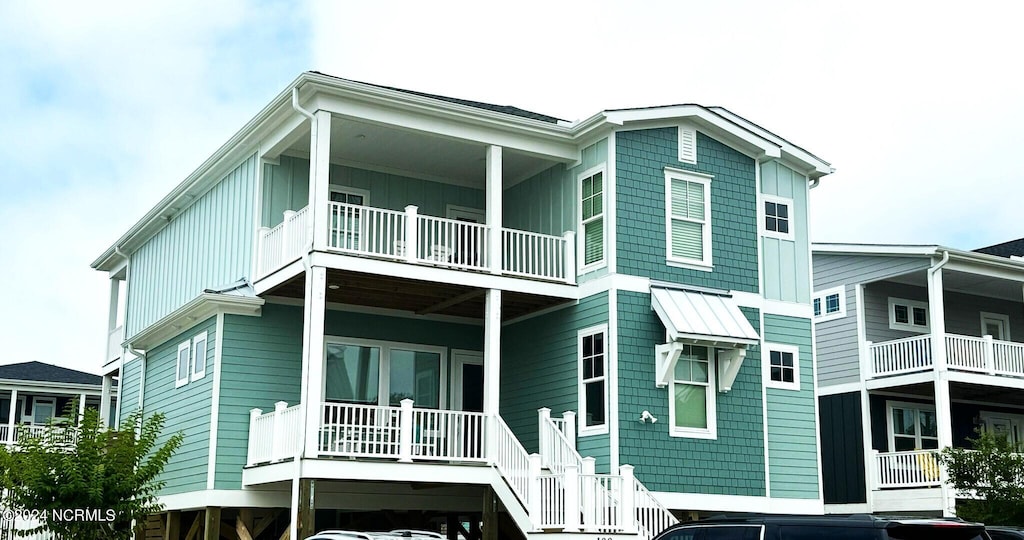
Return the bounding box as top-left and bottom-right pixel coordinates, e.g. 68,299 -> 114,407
876,381 -> 1024,408
884,269 -> 1024,301
284,118 -> 561,187
263,269 -> 572,321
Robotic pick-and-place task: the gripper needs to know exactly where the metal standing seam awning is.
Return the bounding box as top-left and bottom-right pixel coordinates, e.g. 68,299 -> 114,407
651,286 -> 760,392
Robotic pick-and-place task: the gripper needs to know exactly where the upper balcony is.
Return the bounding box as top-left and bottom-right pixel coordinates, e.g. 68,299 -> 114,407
869,332 -> 1024,379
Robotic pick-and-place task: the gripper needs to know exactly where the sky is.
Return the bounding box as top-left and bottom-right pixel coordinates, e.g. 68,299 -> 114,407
1,0 -> 1023,374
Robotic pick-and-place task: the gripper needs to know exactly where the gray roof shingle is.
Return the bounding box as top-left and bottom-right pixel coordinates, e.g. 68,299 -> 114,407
975,238 -> 1024,258
0,361 -> 102,386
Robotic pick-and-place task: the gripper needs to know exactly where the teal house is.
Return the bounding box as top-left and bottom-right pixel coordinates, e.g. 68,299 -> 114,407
91,73 -> 832,540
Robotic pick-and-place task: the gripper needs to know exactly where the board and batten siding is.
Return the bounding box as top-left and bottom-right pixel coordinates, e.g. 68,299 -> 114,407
503,164 -> 574,237
761,162 -> 810,304
618,291 -> 766,496
126,154 -> 258,338
763,314 -> 819,499
144,316 -> 217,495
812,253 -> 930,387
615,129 -> 758,292
501,292 -> 610,472
819,392 -> 866,504
216,305 -> 303,489
261,156 -> 309,228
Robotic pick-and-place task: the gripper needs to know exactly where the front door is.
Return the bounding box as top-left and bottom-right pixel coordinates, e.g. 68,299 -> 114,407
452,351 -> 484,413
982,313 -> 1010,341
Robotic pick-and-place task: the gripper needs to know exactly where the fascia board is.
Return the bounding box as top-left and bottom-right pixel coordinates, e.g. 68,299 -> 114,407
710,106 -> 833,178
127,293 -> 264,350
0,380 -> 104,393
811,243 -> 939,257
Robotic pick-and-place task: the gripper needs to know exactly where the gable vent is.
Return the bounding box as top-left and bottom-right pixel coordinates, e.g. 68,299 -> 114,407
679,127 -> 697,164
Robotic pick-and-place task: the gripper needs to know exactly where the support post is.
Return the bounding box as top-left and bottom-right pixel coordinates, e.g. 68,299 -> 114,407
100,375 -> 113,427
78,393 -> 86,423
537,408 -> 551,461
301,266 -> 328,458
928,264 -> 954,516
563,463 -> 580,532
165,511 -> 180,540
247,408 -> 263,466
482,486 -> 498,540
984,334 -> 996,374
272,401 -> 288,462
619,464 -> 637,534
399,399 -> 414,462
308,110 -> 332,252
405,205 -> 419,263
581,457 -> 596,529
7,389 -> 17,444
485,145 -> 502,273
297,479 -> 316,540
528,454 -> 542,529
483,289 -> 502,459
868,449 -> 879,491
562,410 -> 576,449
203,507 -> 220,540
562,231 -> 576,284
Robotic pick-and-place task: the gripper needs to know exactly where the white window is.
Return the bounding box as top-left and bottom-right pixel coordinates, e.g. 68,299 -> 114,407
578,326 -> 608,435
764,343 -> 800,391
192,331 -> 208,381
578,167 -> 605,270
324,338 -> 446,409
886,401 -> 938,451
812,286 -> 846,322
669,344 -> 716,439
175,341 -> 191,388
665,168 -> 712,270
888,297 -> 929,332
980,312 -> 1011,341
762,195 -> 794,240
328,185 -> 370,251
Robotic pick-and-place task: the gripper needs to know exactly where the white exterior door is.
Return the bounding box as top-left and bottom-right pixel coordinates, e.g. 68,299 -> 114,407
981,313 -> 1010,341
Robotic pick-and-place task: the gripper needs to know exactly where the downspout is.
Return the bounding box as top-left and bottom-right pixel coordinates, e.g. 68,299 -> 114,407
928,249 -> 950,277
928,249 -> 952,515
809,178 -> 820,189
292,87 -> 314,121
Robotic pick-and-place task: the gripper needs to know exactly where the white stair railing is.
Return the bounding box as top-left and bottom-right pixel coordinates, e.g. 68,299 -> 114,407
491,415 -> 534,507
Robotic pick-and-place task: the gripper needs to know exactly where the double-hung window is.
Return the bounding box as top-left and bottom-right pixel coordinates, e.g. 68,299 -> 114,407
762,195 -> 794,240
175,342 -> 191,388
888,297 -> 929,332
670,344 -> 716,439
812,287 -> 846,322
665,168 -> 712,269
579,168 -> 605,270
765,344 -> 800,390
176,330 -> 211,388
578,326 -> 607,434
887,401 -> 938,451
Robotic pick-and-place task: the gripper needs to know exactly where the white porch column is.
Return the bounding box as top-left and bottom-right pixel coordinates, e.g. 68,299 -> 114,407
483,289 -> 502,416
928,264 -> 954,516
308,110 -> 333,252
301,266 -> 329,457
100,375 -> 113,427
6,389 -> 17,444
77,393 -> 86,422
485,145 -> 503,274
107,278 -> 120,333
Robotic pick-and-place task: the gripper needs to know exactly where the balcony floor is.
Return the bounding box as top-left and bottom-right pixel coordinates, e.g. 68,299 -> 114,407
263,268 -> 573,321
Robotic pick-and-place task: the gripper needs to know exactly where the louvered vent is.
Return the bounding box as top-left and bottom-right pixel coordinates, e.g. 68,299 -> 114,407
679,127 -> 697,164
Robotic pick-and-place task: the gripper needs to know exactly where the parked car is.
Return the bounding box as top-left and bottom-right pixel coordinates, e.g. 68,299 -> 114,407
986,527 -> 1024,540
305,530 -> 445,540
653,514 -> 990,540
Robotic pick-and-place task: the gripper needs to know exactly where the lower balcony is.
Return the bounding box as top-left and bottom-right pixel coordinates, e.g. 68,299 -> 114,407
256,203 -> 575,285
868,333 -> 1024,379
869,450 -> 945,514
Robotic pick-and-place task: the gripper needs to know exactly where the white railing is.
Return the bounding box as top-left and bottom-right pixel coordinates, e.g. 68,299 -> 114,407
320,401 -> 403,459
247,402 -> 302,465
873,449 -> 942,488
0,517 -> 55,540
537,473 -> 567,529
418,215 -> 489,271
502,229 -> 573,283
946,334 -> 988,372
580,473 -> 624,532
538,408 -> 581,476
994,340 -> 1024,376
257,206 -> 311,278
492,415 -> 533,506
635,481 -> 677,538
106,325 -> 124,363
870,335 -> 933,376
409,408 -> 488,462
327,202 -> 407,258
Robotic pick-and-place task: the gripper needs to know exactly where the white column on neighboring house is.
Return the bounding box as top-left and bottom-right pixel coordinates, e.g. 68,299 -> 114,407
301,266 -> 329,458
928,263 -> 955,516
6,390 -> 17,444
78,393 -> 86,422
308,110 -> 333,252
108,278 -> 120,333
100,375 -> 113,427
856,283 -> 877,511
485,145 -> 502,274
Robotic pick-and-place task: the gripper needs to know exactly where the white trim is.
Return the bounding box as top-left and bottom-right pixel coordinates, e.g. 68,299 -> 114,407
576,273 -> 651,298
266,296 -> 484,327
664,167 -> 713,269
577,324 -> 609,436
606,132 -> 617,275
760,311 -> 771,498
980,311 -> 1011,341
885,400 -> 938,452
191,331 -> 208,381
206,313 -> 224,489
608,287 -> 620,470
812,286 -> 846,323
175,341 -> 190,388
322,336 -> 448,408
764,343 -> 801,391
30,397 -> 56,424
577,164 -> 608,274
651,491 -> 824,514
761,194 -> 795,241
328,184 -> 371,205
817,382 -> 864,396
887,297 -> 929,332
127,293 -> 264,351
755,161 -> 764,298
450,350 -> 483,411
668,344 -> 717,440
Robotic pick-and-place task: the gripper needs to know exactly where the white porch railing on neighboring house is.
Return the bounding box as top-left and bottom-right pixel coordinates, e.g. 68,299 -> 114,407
872,449 -> 943,489
257,206 -> 311,278
869,333 -> 1024,379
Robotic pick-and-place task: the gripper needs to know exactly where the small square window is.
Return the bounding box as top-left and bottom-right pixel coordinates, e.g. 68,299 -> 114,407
812,287 -> 846,322
762,196 -> 794,240
765,344 -> 800,390
888,297 -> 929,332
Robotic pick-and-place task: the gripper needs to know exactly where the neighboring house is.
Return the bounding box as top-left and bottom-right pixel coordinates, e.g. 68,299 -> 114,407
92,72 -> 832,540
814,242 -> 1024,517
0,361 -> 113,445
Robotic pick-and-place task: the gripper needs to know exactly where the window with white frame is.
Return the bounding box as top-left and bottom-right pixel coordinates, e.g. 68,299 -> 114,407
579,168 -> 605,269
665,168 -> 712,268
888,297 -> 929,332
192,331 -> 208,381
765,344 -> 800,390
329,186 -> 370,251
578,326 -> 607,434
175,341 -> 191,388
324,338 -> 445,409
887,401 -> 938,451
669,344 -> 716,439
812,287 -> 846,322
762,195 -> 794,240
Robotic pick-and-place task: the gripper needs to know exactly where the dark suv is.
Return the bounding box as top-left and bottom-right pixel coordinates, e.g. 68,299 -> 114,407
653,514 -> 990,540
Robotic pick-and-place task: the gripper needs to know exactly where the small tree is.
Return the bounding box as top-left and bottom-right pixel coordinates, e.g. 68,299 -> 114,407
939,430 -> 1024,525
0,405 -> 183,540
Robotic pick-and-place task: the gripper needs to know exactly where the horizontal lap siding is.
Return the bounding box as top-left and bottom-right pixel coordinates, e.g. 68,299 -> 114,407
216,304 -> 304,489
118,359 -> 141,421
618,291 -> 766,496
501,292 -> 609,471
126,154 -> 257,338
144,317 -> 217,495
764,315 -> 819,499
